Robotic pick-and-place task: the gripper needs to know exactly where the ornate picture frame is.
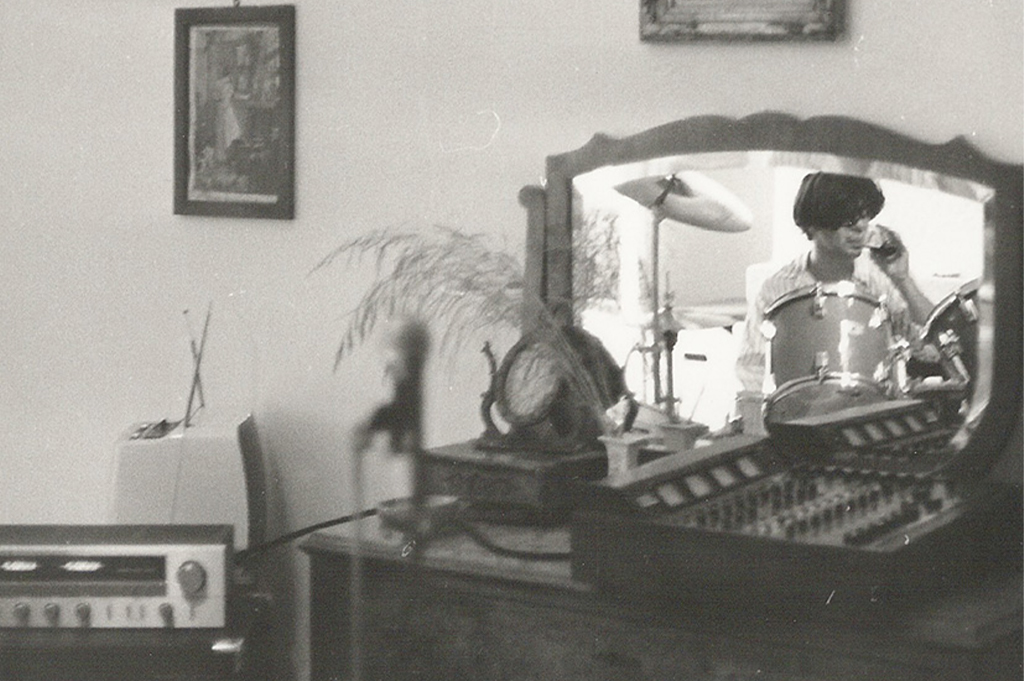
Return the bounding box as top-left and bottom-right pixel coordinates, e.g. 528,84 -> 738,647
640,0 -> 845,42
174,5 -> 295,219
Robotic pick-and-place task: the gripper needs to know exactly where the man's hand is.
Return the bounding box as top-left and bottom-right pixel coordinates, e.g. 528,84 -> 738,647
869,225 -> 933,326
870,224 -> 910,282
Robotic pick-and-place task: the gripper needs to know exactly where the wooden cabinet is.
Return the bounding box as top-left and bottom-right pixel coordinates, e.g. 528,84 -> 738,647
302,521 -> 1021,681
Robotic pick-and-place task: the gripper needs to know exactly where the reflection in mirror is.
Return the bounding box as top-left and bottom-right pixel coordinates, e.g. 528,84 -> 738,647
572,151 -> 992,446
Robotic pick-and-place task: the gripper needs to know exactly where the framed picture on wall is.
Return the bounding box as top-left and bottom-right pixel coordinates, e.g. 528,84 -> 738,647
641,0 -> 845,42
174,5 -> 295,219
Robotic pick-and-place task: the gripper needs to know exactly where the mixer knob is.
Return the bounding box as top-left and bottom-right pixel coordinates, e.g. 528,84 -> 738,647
176,560 -> 207,598
159,603 -> 174,628
13,602 -> 30,626
75,603 -> 91,627
44,603 -> 60,626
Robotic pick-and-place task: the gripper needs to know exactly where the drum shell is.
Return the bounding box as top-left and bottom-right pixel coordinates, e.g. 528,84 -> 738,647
764,285 -> 893,391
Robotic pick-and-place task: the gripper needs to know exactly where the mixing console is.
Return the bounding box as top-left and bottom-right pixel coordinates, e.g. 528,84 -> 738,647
570,432 -> 996,600
658,467 -> 958,550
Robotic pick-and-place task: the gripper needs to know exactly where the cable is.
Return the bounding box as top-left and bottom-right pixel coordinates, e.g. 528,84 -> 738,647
455,517 -> 571,562
234,505 -> 573,565
233,508 -> 377,565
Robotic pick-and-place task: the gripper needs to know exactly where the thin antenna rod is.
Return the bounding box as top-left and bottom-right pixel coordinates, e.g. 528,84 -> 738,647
183,310 -> 207,414
184,303 -> 212,428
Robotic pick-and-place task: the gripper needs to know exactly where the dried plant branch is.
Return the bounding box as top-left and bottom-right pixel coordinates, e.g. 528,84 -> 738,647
314,223 -> 632,444
312,225 -> 525,369
573,209 -> 621,307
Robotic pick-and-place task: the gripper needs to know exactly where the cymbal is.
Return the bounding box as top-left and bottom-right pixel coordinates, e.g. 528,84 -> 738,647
639,302 -> 745,331
615,174 -> 753,233
682,300 -> 748,323
671,307 -> 742,330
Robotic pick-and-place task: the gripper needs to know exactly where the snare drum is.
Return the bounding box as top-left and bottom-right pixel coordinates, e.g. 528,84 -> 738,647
920,279 -> 980,385
763,282 -> 893,393
764,373 -> 888,425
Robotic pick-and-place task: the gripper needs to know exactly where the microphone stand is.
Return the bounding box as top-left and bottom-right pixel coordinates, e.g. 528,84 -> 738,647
346,321 -> 430,681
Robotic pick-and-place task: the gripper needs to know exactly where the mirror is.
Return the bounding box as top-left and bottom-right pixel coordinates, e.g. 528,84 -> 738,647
575,152 -> 988,426
521,113 -> 1021,474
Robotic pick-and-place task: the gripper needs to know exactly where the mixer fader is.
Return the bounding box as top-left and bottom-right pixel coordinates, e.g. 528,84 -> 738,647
665,467 -> 959,550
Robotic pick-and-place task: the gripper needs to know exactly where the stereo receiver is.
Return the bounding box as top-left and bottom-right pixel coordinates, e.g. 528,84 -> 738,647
0,525 -> 230,629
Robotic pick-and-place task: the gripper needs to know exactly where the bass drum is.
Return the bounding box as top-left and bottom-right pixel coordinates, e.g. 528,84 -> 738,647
764,373 -> 889,426
763,282 -> 893,392
919,279 -> 980,386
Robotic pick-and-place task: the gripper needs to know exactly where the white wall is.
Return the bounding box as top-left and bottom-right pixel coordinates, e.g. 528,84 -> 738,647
0,1 -> 1020,678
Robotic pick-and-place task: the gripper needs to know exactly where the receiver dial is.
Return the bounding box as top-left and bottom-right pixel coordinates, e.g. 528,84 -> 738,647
176,560 -> 207,598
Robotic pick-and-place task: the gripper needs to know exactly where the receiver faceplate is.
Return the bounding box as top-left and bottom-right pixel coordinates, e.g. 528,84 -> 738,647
0,525 -> 230,629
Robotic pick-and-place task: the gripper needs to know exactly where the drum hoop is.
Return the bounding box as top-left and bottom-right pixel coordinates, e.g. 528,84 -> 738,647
769,372 -> 886,402
921,277 -> 981,337
764,282 -> 881,318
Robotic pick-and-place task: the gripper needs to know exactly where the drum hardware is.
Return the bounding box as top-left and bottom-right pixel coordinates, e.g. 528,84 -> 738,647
813,351 -> 829,380
613,173 -> 752,424
811,284 -> 827,318
956,294 -> 978,323
659,298 -> 682,421
936,330 -> 971,385
760,319 -> 778,394
918,279 -> 981,394
624,295 -> 684,422
889,338 -> 913,396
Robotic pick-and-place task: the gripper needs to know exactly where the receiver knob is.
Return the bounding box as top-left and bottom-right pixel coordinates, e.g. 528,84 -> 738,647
13,602 -> 30,626
44,603 -> 60,626
176,561 -> 207,598
75,603 -> 91,627
159,603 -> 174,628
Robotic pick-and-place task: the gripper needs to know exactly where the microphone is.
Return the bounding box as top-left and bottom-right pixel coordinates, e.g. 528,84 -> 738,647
351,321 -> 454,555
347,320 -> 431,681
354,321 -> 430,455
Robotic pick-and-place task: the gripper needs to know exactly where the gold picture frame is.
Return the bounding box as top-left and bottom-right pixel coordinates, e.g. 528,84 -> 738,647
641,0 -> 845,42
